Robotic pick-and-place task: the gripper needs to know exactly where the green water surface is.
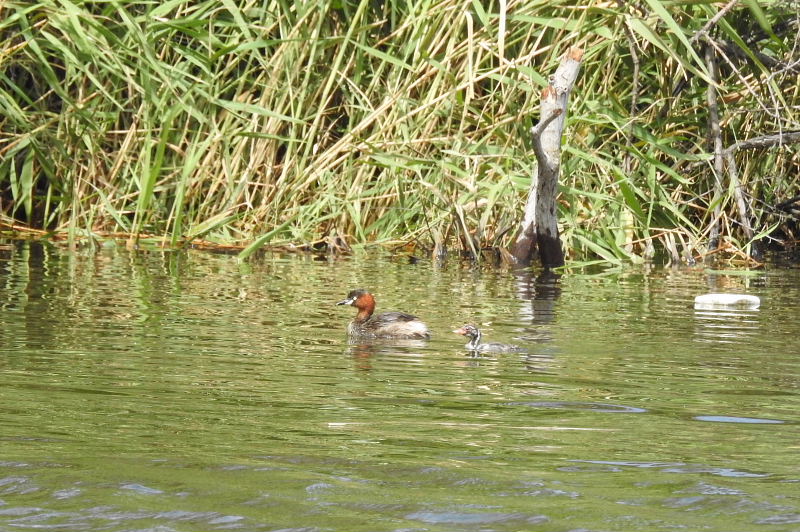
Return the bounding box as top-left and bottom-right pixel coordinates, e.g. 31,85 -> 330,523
0,241 -> 797,531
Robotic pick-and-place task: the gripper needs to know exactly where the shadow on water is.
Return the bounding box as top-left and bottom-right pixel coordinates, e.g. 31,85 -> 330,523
512,269 -> 562,372
514,269 -> 562,324
344,338 -> 430,371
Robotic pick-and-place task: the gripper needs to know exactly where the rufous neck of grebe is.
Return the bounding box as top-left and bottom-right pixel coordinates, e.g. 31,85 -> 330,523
354,293 -> 376,322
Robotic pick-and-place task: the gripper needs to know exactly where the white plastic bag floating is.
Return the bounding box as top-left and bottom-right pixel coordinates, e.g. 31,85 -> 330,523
694,293 -> 761,309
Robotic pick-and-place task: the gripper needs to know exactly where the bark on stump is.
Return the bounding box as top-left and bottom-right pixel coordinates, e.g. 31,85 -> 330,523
513,47 -> 583,269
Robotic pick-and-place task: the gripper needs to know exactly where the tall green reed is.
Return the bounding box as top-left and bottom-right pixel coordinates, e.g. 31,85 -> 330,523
0,0 -> 797,263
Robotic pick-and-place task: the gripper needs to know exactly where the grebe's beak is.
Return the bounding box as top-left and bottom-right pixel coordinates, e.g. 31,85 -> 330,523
452,327 -> 467,335
336,296 -> 356,306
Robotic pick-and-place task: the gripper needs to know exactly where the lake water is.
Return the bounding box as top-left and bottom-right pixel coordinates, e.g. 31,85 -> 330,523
0,240 -> 798,532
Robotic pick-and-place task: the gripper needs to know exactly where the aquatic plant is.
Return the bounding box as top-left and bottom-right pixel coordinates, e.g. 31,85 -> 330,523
1,0 -> 797,264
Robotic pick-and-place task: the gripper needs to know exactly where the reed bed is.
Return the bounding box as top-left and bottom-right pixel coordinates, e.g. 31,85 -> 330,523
1,0 -> 798,264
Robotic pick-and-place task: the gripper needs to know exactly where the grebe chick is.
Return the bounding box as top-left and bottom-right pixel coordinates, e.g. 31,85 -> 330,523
336,289 -> 430,339
452,324 -> 524,353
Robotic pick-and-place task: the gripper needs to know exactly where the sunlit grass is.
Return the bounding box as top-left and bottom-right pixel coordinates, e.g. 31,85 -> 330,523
1,0 -> 797,263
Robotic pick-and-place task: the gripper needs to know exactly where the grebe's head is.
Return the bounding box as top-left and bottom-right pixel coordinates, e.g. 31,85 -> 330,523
452,324 -> 480,340
336,289 -> 374,309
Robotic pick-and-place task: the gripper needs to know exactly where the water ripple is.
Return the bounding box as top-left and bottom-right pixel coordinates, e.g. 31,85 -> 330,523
506,401 -> 647,413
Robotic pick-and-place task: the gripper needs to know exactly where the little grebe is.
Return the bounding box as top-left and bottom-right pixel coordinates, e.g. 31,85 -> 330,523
336,289 -> 430,339
452,324 -> 524,353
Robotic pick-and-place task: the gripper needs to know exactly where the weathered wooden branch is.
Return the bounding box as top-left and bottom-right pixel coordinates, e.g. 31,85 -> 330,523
724,131 -> 800,153
690,0 -> 739,44
530,110 -> 563,172
705,44 -> 725,250
721,151 -> 754,241
512,47 -> 583,269
718,130 -> 800,245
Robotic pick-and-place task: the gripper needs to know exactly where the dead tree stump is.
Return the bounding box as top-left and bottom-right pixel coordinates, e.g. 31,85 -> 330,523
512,47 -> 583,269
